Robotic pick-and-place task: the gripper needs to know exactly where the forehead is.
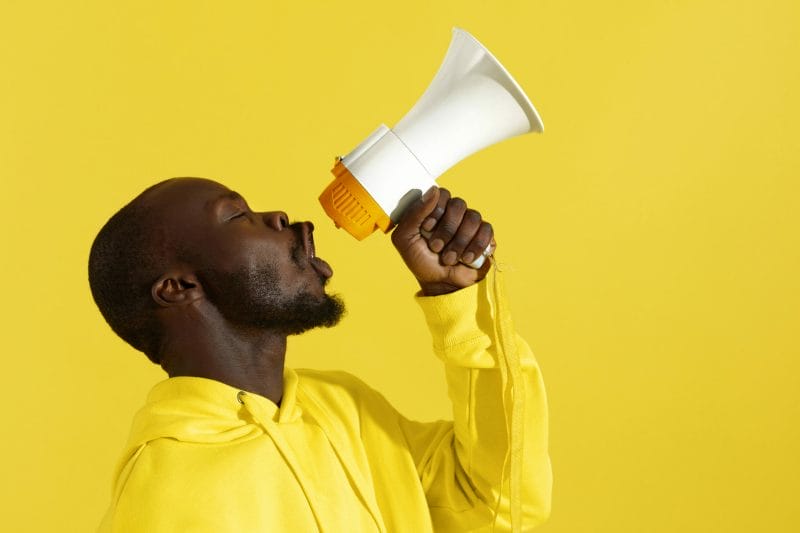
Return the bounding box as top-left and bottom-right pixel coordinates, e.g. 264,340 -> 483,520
143,178 -> 237,214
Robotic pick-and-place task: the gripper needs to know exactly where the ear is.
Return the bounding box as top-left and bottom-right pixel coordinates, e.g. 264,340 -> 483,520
151,271 -> 204,307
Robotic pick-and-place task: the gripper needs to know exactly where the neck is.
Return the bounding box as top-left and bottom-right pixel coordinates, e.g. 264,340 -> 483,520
159,312 -> 289,406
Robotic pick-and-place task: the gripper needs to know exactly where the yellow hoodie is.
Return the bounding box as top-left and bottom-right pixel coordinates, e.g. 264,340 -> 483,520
98,269 -> 551,532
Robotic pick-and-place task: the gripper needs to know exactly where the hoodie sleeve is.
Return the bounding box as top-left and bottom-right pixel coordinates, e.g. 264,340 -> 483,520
398,268 -> 552,532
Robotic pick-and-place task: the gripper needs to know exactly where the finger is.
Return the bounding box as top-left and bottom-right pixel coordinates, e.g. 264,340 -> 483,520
440,208 -> 483,266
421,187 -> 451,234
394,186 -> 440,237
428,196 -> 467,254
472,237 -> 496,273
460,222 -> 494,266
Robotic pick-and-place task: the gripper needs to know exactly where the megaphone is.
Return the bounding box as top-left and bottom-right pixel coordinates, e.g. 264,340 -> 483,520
319,27 -> 543,268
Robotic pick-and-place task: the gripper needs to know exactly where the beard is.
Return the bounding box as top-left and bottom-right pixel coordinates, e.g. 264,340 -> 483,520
198,253 -> 345,335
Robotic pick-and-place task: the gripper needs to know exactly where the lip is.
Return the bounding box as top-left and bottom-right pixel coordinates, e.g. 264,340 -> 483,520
299,221 -> 333,280
300,221 -> 315,259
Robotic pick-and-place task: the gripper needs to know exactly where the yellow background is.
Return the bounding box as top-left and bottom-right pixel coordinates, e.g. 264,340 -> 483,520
1,1 -> 798,531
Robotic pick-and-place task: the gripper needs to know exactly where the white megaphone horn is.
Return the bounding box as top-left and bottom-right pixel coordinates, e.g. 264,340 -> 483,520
319,27 -> 543,268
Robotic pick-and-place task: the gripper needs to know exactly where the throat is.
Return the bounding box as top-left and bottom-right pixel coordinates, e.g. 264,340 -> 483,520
160,328 -> 288,406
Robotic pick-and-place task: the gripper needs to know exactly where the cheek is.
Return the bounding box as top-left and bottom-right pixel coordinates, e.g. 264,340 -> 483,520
216,235 -> 287,271
207,230 -> 311,290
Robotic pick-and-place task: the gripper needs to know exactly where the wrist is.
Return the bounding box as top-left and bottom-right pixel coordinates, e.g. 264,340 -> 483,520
417,280 -> 465,297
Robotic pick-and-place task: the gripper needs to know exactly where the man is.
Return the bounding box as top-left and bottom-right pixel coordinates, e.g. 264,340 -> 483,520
90,177 -> 551,532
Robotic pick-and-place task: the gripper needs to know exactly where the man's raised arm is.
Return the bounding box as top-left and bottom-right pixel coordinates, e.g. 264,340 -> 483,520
391,187 -> 552,531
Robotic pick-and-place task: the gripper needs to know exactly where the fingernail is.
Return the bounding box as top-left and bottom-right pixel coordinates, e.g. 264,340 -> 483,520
422,217 -> 436,232
422,186 -> 436,201
461,252 -> 475,265
443,251 -> 457,265
430,239 -> 444,253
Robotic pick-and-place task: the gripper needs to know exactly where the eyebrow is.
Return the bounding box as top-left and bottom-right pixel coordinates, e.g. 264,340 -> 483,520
207,191 -> 246,211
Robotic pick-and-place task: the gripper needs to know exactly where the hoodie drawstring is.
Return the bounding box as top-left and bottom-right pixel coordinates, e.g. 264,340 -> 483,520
490,257 -> 524,532
238,392 -> 327,532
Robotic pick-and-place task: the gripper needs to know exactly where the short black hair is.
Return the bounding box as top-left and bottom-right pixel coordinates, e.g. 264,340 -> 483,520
88,182 -> 171,364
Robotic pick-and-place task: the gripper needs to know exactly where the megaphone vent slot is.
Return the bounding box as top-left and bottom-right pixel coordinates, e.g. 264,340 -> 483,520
331,182 -> 370,225
320,160 -> 395,240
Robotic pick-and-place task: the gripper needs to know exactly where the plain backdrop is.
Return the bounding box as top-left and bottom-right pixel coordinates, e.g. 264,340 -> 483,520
1,1 -> 798,531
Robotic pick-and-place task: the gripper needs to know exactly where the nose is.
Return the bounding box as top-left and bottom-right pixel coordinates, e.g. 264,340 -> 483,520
262,211 -> 289,230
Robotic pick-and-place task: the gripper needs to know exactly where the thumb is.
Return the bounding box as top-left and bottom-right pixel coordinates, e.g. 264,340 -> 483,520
395,186 -> 440,235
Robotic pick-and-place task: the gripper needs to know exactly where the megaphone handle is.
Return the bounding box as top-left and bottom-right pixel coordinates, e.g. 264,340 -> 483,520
419,229 -> 494,269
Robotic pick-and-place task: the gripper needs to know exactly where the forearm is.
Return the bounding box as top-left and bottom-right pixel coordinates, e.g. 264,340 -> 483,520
414,273 -> 552,529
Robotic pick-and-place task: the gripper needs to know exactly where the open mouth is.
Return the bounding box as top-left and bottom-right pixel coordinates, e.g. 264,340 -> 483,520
300,222 -> 333,280
304,222 -> 317,259
304,223 -> 316,259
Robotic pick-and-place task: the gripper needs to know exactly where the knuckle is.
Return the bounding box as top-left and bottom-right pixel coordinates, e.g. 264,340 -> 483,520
464,209 -> 482,224
435,222 -> 457,239
448,197 -> 467,212
468,225 -> 492,250
431,205 -> 446,219
449,233 -> 471,251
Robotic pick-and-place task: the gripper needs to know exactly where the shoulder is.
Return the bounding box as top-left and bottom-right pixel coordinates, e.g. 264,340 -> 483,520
293,368 -> 398,421
294,368 -> 382,405
295,368 -> 372,392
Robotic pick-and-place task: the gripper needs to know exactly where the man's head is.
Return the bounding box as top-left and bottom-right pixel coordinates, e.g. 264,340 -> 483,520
88,178 -> 344,364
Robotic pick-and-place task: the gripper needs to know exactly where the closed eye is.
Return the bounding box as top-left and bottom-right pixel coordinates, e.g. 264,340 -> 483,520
229,212 -> 248,221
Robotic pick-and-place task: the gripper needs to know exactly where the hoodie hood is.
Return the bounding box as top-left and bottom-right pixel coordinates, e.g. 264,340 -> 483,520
113,370 -> 303,488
